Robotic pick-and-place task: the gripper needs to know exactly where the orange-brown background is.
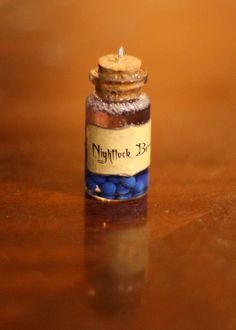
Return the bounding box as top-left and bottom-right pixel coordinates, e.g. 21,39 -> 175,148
1,2 -> 236,329
1,0 -> 235,165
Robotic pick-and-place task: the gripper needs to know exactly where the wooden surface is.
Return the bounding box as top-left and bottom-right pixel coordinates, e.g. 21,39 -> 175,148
0,1 -> 236,329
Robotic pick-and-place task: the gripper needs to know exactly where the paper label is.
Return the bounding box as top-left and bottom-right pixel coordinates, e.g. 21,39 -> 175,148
86,120 -> 151,176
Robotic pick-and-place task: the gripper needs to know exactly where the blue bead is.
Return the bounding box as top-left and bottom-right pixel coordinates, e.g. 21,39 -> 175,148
91,174 -> 106,184
136,173 -> 149,187
117,193 -> 132,200
101,182 -> 116,195
116,184 -> 130,195
120,176 -> 136,188
134,179 -> 145,193
107,176 -> 120,184
100,194 -> 115,200
133,190 -> 145,197
86,177 -> 97,190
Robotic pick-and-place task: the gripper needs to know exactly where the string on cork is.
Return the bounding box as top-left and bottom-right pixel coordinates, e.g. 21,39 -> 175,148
89,47 -> 148,101
117,46 -> 124,59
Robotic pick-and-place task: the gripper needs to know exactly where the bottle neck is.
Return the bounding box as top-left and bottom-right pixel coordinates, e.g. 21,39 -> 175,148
90,68 -> 148,102
95,83 -> 143,102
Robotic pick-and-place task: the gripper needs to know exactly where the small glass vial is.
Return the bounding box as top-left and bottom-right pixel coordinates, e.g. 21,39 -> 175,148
85,47 -> 151,201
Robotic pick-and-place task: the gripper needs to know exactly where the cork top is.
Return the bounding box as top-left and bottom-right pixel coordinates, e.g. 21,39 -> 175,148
89,47 -> 148,101
98,53 -> 142,73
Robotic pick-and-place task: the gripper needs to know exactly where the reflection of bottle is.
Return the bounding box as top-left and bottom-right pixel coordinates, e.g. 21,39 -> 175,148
84,197 -> 149,316
85,47 -> 151,202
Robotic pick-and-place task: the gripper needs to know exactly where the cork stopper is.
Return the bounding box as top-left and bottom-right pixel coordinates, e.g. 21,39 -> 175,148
89,47 -> 148,102
98,53 -> 141,72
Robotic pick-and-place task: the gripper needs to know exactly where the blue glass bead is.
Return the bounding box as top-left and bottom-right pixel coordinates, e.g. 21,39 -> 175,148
120,176 -> 136,188
116,184 -> 130,195
136,173 -> 149,187
117,193 -> 132,200
134,179 -> 145,193
133,190 -> 145,197
101,182 -> 116,195
107,176 -> 120,184
91,174 -> 106,185
100,194 -> 115,200
86,177 -> 97,190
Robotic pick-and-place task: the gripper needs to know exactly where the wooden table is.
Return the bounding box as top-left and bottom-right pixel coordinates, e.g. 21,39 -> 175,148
0,1 -> 236,329
1,108 -> 236,329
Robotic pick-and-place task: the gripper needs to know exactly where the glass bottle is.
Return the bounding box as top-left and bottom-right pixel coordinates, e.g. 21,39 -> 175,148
85,48 -> 151,201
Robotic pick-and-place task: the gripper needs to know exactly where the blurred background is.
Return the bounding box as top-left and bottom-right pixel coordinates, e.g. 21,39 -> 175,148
0,2 -> 236,329
0,0 -> 236,166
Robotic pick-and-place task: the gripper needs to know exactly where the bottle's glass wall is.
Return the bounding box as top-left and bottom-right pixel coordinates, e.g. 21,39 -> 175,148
85,92 -> 150,201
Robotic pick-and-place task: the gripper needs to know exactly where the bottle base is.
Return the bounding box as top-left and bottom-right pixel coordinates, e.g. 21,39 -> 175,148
86,190 -> 147,202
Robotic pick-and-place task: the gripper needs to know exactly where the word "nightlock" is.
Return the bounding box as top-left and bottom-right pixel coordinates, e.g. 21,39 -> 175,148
92,143 -> 150,164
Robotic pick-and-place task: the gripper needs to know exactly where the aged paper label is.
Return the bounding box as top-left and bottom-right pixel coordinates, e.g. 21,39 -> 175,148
86,120 -> 151,176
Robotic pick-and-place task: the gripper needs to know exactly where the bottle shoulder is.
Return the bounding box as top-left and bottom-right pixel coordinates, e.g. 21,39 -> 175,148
86,92 -> 150,115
